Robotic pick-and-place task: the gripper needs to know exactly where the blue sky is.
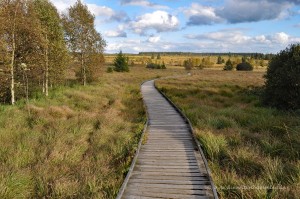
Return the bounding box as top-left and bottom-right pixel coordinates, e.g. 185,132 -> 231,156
51,0 -> 300,53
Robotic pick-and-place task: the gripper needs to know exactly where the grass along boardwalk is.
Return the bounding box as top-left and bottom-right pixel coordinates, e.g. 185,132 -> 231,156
118,80 -> 217,199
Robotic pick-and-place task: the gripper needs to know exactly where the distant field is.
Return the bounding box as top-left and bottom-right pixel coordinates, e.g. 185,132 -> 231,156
105,54 -> 268,69
156,70 -> 300,199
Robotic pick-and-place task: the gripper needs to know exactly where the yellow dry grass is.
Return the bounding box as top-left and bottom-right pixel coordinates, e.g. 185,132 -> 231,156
156,69 -> 300,199
0,65 -> 186,198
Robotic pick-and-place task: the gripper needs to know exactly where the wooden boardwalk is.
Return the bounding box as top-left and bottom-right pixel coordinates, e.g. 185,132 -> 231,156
117,80 -> 217,199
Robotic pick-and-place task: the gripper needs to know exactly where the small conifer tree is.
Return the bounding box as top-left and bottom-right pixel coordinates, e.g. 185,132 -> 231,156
114,51 -> 129,72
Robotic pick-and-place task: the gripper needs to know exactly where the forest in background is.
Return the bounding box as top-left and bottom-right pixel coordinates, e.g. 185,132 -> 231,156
0,0 -> 106,105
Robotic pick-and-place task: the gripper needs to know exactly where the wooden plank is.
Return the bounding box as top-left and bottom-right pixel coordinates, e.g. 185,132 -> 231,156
137,159 -> 198,163
145,140 -> 193,143
137,164 -> 199,169
148,131 -> 190,134
136,162 -> 199,167
140,148 -> 196,151
131,171 -> 208,177
126,183 -> 212,190
137,159 -> 198,164
123,190 -> 211,199
128,178 -> 210,184
137,157 -> 197,161
149,126 -> 187,129
126,187 -> 209,195
139,151 -> 196,155
138,154 -> 196,159
146,138 -> 193,141
147,136 -> 191,138
148,129 -> 189,132
144,143 -> 193,146
134,168 -> 201,173
123,195 -> 158,199
130,174 -> 207,181
138,154 -> 196,158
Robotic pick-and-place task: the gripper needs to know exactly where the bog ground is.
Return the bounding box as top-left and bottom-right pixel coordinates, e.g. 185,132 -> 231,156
156,69 -> 300,199
0,64 -> 299,199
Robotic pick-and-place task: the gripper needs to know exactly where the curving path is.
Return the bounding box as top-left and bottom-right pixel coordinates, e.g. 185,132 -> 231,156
118,80 -> 217,199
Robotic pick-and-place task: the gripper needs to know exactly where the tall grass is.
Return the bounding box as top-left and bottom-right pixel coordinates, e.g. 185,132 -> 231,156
0,65 -> 185,198
156,69 -> 300,199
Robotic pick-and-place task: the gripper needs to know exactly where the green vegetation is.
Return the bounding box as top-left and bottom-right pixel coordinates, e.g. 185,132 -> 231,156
62,0 -> 106,86
183,59 -> 193,70
224,59 -> 234,71
236,62 -> 254,71
33,0 -> 69,96
146,62 -> 166,69
114,51 -> 129,72
157,53 -> 161,59
106,66 -> 114,73
264,44 -> 300,110
0,0 -> 106,104
156,70 -> 300,199
217,56 -> 224,64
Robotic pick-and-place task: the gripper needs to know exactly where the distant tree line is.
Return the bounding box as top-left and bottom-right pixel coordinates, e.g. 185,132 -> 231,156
0,0 -> 106,104
139,52 -> 274,60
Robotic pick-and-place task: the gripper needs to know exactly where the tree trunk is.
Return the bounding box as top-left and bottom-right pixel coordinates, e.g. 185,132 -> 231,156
45,34 -> 49,96
10,2 -> 18,105
81,52 -> 86,86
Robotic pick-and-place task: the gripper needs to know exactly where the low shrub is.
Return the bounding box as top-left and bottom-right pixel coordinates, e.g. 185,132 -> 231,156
223,59 -> 234,71
146,63 -> 166,69
236,62 -> 253,71
106,67 -> 113,73
183,59 -> 193,70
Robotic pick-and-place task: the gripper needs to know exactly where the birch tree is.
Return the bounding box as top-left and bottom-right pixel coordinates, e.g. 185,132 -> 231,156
62,0 -> 106,86
32,0 -> 69,96
0,0 -> 45,104
0,0 -> 21,104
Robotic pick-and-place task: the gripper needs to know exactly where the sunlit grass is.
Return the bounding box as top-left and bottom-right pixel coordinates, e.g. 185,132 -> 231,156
156,69 -> 300,199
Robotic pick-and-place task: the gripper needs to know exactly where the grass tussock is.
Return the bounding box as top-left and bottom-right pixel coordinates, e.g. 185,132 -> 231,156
156,69 -> 300,199
0,65 -> 185,198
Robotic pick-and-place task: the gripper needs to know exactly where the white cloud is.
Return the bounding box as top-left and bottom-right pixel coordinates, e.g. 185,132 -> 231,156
130,11 -> 179,35
51,1 -> 128,22
105,30 -> 127,38
273,32 -> 289,44
50,0 -> 77,12
87,4 -> 115,17
255,35 -> 267,42
105,39 -> 220,54
186,30 -> 300,53
106,39 -> 142,52
147,35 -> 160,43
186,29 -> 251,44
87,4 -> 129,22
183,3 -> 223,25
120,0 -> 168,9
